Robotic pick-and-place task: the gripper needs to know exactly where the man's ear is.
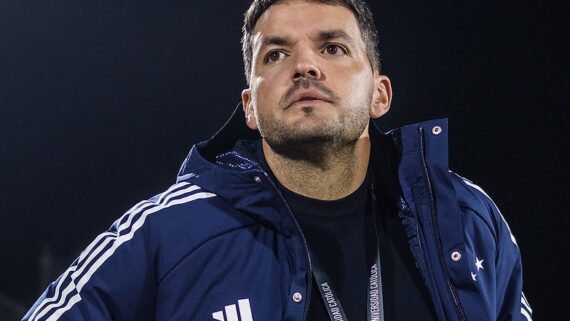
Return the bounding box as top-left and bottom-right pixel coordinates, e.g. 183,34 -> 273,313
241,88 -> 258,130
369,72 -> 393,119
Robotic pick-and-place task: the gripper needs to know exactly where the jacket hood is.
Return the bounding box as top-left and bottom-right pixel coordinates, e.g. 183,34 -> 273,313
177,102 -> 402,199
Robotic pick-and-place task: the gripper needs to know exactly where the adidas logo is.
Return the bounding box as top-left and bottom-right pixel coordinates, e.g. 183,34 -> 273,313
212,298 -> 254,321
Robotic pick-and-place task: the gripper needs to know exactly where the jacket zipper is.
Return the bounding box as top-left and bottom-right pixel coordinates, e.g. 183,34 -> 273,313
393,133 -> 432,297
418,127 -> 468,321
260,170 -> 313,321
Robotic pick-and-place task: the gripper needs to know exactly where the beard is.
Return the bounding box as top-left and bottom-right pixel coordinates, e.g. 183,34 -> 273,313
254,79 -> 372,167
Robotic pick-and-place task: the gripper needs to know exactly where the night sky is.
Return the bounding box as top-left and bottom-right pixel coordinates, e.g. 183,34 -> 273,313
1,0 -> 567,319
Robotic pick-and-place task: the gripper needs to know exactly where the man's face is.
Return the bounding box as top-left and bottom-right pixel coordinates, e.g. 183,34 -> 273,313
242,0 -> 391,152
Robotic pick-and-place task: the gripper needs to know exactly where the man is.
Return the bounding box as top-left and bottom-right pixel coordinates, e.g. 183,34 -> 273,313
23,0 -> 532,320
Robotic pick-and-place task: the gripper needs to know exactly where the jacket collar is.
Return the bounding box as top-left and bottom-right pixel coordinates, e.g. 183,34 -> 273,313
176,103 -> 451,233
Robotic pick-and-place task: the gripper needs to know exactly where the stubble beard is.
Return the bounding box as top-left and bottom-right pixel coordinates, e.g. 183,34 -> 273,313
255,94 -> 371,169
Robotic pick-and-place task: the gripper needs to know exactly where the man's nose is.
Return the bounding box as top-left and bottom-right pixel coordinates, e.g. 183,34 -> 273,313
291,47 -> 322,81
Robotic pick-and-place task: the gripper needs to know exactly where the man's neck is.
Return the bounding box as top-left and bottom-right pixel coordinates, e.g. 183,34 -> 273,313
262,130 -> 371,201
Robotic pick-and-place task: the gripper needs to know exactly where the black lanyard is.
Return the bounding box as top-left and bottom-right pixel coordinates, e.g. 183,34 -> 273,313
309,189 -> 384,321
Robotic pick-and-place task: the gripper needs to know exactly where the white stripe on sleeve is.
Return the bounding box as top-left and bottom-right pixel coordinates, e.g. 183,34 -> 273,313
521,307 -> 532,321
29,183 -> 214,321
456,175 -> 518,246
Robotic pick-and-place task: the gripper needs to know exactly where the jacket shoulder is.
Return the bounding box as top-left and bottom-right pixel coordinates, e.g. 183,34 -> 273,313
21,181 -> 223,321
449,171 -> 518,246
132,181 -> 260,273
120,180 -> 255,235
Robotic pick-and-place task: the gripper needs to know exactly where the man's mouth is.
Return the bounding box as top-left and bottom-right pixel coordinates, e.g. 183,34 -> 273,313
286,91 -> 333,109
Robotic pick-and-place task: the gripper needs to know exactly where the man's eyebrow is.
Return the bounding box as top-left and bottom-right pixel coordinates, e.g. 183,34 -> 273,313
318,29 -> 354,44
257,30 -> 354,52
259,36 -> 289,52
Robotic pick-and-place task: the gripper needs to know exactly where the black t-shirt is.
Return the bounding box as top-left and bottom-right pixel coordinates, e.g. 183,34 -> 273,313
280,178 -> 373,321
279,179 -> 438,321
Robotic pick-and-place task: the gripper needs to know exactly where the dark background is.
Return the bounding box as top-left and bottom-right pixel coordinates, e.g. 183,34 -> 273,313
1,0 -> 567,320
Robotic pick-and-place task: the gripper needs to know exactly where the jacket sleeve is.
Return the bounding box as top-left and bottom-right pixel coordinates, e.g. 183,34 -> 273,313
459,177 -> 533,321
22,200 -> 157,321
489,198 -> 532,321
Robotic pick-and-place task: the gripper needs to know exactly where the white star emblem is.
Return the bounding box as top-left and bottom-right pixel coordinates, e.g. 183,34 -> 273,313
471,272 -> 477,281
475,257 -> 485,271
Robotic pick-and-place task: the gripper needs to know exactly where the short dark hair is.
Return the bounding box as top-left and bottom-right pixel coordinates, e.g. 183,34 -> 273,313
241,0 -> 381,84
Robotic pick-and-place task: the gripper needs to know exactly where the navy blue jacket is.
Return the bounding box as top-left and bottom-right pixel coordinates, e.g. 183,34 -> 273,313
23,106 -> 532,321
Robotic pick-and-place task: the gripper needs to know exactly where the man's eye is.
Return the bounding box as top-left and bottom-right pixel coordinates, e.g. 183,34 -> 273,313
264,51 -> 285,63
323,44 -> 347,56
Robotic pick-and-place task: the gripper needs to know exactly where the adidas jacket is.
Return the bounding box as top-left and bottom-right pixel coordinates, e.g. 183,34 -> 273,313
23,106 -> 532,321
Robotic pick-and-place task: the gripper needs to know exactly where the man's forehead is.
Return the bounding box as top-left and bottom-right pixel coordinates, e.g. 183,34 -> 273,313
252,1 -> 361,48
